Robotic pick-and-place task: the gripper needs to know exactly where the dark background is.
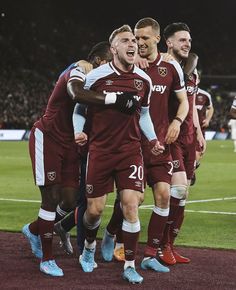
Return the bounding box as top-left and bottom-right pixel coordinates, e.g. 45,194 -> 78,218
0,0 -> 235,129
1,0 -> 235,76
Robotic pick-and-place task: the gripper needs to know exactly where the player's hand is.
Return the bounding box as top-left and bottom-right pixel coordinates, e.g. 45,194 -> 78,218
165,119 -> 181,144
77,60 -> 93,74
74,132 -> 88,146
161,52 -> 175,62
197,133 -> 207,154
114,92 -> 139,115
150,139 -> 165,155
135,54 -> 149,70
202,119 -> 209,128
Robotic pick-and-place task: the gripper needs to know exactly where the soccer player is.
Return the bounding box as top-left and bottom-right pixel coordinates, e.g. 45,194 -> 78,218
21,42 -> 139,277
228,118 -> 236,152
191,73 -> 214,185
53,41 -> 113,256
159,22 -> 206,265
79,24 -> 164,284
101,17 -> 189,273
229,96 -> 236,119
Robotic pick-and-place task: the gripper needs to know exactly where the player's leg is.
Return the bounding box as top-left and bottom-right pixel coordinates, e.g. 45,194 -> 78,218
53,189 -> 78,255
79,150 -> 113,272
121,189 -> 144,284
76,154 -> 88,255
53,144 -> 80,254
101,192 -> 123,262
55,144 -> 80,225
38,185 -> 64,276
80,195 -> 107,272
141,181 -> 170,273
166,138 -> 195,264
113,226 -> 125,261
160,171 -> 188,265
22,127 -> 63,276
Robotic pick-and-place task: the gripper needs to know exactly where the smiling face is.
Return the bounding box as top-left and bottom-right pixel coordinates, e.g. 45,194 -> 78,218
134,25 -> 160,61
166,30 -> 192,61
110,31 -> 138,71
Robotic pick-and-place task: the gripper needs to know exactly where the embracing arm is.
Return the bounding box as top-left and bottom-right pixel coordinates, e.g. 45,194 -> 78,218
183,53 -> 199,80
67,79 -> 139,114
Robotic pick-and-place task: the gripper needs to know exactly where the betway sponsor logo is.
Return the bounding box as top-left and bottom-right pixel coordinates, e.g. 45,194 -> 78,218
152,85 -> 167,94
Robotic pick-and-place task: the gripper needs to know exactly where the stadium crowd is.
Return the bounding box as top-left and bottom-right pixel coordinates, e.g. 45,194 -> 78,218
0,1 -> 235,131
0,67 -> 233,131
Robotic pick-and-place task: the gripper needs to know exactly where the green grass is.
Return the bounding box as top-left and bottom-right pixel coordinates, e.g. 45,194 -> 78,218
0,140 -> 236,249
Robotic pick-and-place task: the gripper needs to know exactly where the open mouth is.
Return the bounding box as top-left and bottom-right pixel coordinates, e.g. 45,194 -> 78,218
127,50 -> 135,57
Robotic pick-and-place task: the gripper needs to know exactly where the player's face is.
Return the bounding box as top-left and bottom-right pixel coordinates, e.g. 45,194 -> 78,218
168,31 -> 191,61
111,32 -> 138,68
134,26 -> 160,60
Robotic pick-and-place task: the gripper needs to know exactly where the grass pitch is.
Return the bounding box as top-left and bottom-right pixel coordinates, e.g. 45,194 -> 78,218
0,140 -> 235,249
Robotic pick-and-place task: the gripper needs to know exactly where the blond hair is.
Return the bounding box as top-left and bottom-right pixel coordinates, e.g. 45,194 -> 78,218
109,24 -> 132,44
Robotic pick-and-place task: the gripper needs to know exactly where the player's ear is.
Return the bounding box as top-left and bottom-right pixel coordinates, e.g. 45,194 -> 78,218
166,40 -> 173,48
94,56 -> 101,67
156,34 -> 161,44
110,45 -> 117,55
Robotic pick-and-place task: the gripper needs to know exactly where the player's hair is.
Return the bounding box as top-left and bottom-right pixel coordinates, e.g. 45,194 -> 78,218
87,41 -> 111,63
134,17 -> 160,34
163,22 -> 190,40
109,24 -> 132,44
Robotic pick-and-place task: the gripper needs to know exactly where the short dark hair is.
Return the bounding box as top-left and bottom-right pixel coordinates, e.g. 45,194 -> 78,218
135,17 -> 160,34
163,22 -> 190,41
87,41 -> 111,62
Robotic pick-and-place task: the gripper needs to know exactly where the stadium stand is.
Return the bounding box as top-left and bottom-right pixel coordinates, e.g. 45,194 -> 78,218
0,1 -> 235,130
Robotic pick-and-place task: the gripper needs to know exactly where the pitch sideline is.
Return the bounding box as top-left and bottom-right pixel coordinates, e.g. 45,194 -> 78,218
0,197 -> 236,215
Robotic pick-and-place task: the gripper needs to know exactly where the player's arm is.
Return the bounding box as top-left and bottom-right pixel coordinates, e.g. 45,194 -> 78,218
160,52 -> 175,62
139,106 -> 165,155
165,89 -> 189,144
67,79 -> 138,114
202,104 -> 214,128
229,96 -> 236,119
193,94 -> 206,153
73,103 -> 88,146
183,53 -> 199,80
76,60 -> 93,74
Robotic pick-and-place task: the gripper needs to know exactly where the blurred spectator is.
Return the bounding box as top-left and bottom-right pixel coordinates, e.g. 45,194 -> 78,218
0,1 -> 235,130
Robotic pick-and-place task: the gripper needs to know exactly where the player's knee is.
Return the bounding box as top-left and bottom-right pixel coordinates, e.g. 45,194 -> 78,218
41,186 -> 61,210
154,188 -> 170,206
171,185 -> 187,199
60,199 -> 77,211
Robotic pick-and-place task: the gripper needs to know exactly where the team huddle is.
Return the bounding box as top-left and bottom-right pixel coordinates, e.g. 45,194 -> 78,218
22,17 -> 214,284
